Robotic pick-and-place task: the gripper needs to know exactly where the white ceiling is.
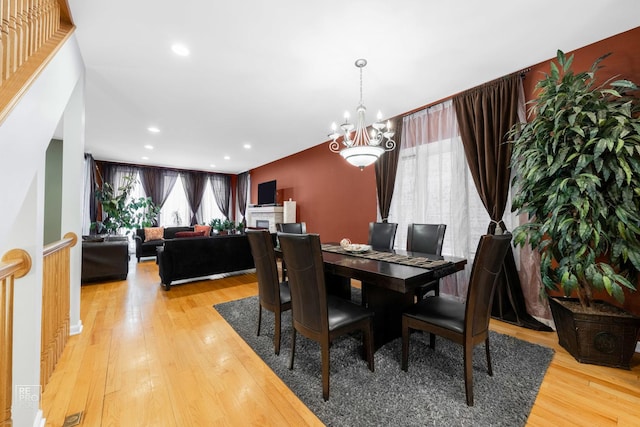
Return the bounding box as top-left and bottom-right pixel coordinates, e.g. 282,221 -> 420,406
66,1 -> 640,174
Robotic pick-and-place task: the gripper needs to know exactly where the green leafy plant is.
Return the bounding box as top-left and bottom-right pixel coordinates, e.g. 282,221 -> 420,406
509,50 -> 640,309
209,218 -> 224,233
209,218 -> 241,234
95,175 -> 161,234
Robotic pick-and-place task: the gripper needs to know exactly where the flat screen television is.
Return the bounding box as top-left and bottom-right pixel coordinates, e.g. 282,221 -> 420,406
257,180 -> 277,206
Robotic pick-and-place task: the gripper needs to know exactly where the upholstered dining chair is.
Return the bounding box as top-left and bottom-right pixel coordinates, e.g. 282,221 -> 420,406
246,229 -> 292,355
275,222 -> 306,281
368,222 -> 398,251
278,232 -> 375,401
407,223 -> 447,299
276,222 -> 307,234
401,233 -> 512,406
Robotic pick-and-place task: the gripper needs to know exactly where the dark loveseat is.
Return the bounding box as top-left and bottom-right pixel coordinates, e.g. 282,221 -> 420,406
81,236 -> 129,283
157,234 -> 255,290
134,226 -> 193,261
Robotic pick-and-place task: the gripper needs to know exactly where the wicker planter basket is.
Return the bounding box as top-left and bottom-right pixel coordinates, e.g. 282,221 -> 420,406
549,297 -> 640,369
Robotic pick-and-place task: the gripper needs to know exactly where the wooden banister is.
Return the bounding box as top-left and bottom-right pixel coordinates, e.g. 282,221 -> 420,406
41,231 -> 77,391
1,247 -> 32,425
0,0 -> 75,126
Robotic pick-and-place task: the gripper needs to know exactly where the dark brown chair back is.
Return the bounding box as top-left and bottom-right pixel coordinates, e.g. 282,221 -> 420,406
401,233 -> 512,406
276,222 -> 307,234
278,233 -> 327,336
406,223 -> 446,255
368,222 -> 398,251
246,229 -> 281,308
465,233 -> 512,337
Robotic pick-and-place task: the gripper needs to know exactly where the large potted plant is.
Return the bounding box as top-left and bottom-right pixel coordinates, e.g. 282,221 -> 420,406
509,50 -> 640,368
95,175 -> 161,235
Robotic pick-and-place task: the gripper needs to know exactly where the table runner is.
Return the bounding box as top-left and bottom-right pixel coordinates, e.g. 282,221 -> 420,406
322,244 -> 453,270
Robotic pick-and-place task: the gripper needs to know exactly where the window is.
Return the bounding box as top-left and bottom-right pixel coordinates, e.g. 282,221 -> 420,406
159,175 -> 225,226
159,176 -> 191,226
388,100 -> 516,298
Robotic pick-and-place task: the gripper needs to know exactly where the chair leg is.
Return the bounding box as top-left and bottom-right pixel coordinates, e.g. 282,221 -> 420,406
401,317 -> 409,371
464,344 -> 474,406
361,283 -> 368,307
321,341 -> 330,401
364,321 -> 374,372
485,336 -> 493,376
289,328 -> 296,370
256,304 -> 262,336
274,310 -> 281,355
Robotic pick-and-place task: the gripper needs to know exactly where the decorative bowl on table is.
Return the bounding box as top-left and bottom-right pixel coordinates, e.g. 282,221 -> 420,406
342,243 -> 372,253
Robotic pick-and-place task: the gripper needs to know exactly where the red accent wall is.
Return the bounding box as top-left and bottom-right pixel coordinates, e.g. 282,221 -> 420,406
523,27 -> 640,315
250,26 -> 640,313
249,143 -> 378,244
523,27 -> 640,105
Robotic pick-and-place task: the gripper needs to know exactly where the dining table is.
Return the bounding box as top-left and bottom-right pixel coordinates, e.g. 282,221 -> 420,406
320,243 -> 467,351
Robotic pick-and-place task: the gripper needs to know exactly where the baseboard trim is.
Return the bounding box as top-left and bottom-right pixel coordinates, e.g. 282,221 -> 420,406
70,320 -> 83,335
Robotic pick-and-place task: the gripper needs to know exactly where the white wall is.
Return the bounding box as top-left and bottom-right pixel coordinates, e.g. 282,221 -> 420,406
0,34 -> 85,427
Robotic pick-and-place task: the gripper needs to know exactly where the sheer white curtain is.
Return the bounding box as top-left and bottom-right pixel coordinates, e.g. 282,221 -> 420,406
158,176 -> 225,227
388,100 -> 506,299
159,175 -> 191,226
197,179 -> 225,225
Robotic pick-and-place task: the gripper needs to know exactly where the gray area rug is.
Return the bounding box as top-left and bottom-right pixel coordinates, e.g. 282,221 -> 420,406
214,294 -> 554,426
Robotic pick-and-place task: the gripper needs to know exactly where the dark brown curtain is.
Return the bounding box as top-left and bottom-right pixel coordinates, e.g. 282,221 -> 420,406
100,162 -> 114,191
211,174 -> 231,220
85,154 -> 97,224
374,117 -> 402,222
139,167 -> 178,209
453,75 -> 550,331
237,172 -> 249,226
182,171 -> 208,225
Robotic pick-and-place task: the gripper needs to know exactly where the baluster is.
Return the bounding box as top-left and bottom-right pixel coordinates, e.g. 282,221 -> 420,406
0,0 -> 5,86
27,0 -> 34,54
45,0 -> 52,39
35,0 -> 41,52
1,0 -> 11,83
14,0 -> 23,68
7,0 -> 17,76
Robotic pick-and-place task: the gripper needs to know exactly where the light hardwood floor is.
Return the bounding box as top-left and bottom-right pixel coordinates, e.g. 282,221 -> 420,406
41,259 -> 640,426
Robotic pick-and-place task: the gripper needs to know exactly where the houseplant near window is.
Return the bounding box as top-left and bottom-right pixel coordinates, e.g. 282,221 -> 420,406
95,175 -> 161,235
509,50 -> 640,368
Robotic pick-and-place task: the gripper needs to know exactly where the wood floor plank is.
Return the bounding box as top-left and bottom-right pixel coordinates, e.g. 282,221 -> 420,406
40,258 -> 640,426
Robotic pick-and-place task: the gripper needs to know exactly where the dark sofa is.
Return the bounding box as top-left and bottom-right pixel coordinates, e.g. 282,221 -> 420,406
134,226 -> 193,261
81,236 -> 129,283
157,234 -> 255,290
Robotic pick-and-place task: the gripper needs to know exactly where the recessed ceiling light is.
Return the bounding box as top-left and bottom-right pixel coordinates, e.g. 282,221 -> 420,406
147,126 -> 160,133
210,164 -> 216,168
171,43 -> 190,56
141,156 -> 149,160
224,156 -> 230,160
144,144 -> 154,150
243,144 -> 251,149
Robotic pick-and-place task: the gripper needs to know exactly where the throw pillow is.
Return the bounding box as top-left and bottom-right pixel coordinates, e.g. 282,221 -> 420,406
175,231 -> 206,238
194,224 -> 212,236
144,227 -> 164,242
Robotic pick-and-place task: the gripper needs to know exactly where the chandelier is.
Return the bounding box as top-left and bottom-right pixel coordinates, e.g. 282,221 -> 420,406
328,59 -> 395,170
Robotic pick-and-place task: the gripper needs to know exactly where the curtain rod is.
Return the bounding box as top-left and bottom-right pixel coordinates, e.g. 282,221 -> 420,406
94,159 -> 234,177
393,67 -> 532,120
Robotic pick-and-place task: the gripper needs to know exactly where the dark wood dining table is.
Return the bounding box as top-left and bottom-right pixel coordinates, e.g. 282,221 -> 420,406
320,244 -> 467,351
